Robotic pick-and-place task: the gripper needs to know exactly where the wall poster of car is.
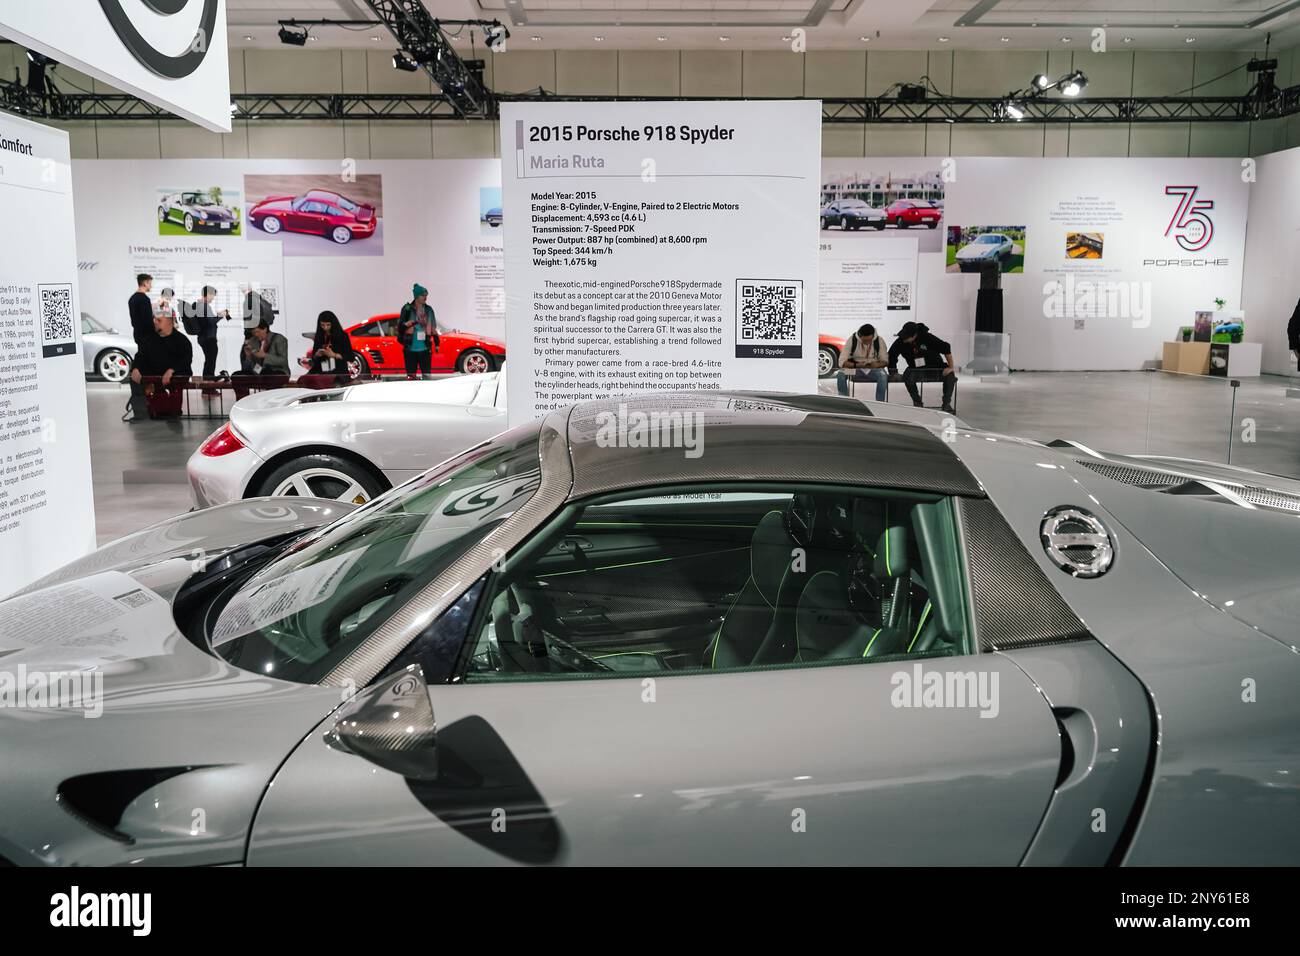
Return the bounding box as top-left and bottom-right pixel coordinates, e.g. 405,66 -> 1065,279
946,225 -> 1027,274
243,173 -> 384,256
157,186 -> 242,237
480,186 -> 503,235
819,165 -> 945,252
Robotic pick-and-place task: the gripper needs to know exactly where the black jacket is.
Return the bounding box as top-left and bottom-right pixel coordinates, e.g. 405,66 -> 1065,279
1288,298 -> 1300,350
128,291 -> 154,346
308,327 -> 353,375
132,330 -> 193,378
888,325 -> 952,370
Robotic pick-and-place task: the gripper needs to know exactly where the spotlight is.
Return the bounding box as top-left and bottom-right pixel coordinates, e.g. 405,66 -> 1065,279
1061,71 -> 1087,96
392,50 -> 419,72
277,25 -> 309,46
1032,73 -> 1051,90
484,23 -> 509,50
1004,100 -> 1025,121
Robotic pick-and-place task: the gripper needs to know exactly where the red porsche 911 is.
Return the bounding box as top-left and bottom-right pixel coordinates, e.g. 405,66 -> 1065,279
300,313 -> 507,377
249,189 -> 377,244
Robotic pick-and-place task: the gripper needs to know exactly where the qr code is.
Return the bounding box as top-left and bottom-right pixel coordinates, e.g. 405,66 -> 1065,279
39,284 -> 74,344
887,281 -> 912,310
259,286 -> 280,309
736,280 -> 802,342
113,589 -> 152,610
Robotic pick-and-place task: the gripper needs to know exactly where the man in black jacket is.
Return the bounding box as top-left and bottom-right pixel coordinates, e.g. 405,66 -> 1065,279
126,312 -> 193,423
888,321 -> 958,413
128,273 -> 154,347
191,285 -> 229,384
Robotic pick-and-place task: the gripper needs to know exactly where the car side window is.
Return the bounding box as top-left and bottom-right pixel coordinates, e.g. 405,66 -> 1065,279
353,322 -> 377,338
463,486 -> 973,682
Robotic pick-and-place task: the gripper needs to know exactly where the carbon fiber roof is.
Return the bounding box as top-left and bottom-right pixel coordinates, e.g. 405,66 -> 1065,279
565,392 -> 984,498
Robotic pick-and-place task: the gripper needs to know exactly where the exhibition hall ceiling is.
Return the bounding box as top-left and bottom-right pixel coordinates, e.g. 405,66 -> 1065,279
222,0 -> 1300,50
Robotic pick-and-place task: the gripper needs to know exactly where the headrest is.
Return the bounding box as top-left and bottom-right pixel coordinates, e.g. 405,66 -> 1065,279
873,512 -> 911,579
751,510 -> 792,606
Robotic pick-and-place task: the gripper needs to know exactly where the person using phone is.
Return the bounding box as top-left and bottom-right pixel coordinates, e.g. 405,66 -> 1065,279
836,323 -> 890,401
307,310 -> 354,382
398,283 -> 440,380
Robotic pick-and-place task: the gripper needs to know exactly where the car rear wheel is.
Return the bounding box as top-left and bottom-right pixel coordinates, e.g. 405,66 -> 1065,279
820,217 -> 828,230
840,215 -> 850,231
926,221 -> 938,229
157,207 -> 166,223
874,221 -> 886,230
255,454 -> 385,505
183,213 -> 195,232
817,345 -> 839,379
96,349 -> 131,383
260,215 -> 282,234
458,348 -> 494,374
331,226 -> 353,244
895,216 -> 908,228
348,352 -> 370,379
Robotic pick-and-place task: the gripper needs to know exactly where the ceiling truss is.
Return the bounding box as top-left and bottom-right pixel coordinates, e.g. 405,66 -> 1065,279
3,86 -> 1298,124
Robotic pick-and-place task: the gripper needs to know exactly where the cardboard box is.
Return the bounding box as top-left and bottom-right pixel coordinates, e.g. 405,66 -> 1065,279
1162,341 -> 1211,375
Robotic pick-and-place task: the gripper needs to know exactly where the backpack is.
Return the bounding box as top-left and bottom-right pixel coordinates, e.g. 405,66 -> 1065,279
181,301 -> 201,336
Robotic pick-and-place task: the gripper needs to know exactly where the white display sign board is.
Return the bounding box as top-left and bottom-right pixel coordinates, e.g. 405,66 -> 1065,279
0,0 -> 231,132
501,100 -> 822,425
125,239 -> 286,375
819,236 -> 919,343
0,111 -> 96,595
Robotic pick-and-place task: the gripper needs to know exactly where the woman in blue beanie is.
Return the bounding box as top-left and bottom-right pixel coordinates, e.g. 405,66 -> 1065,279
398,282 -> 440,380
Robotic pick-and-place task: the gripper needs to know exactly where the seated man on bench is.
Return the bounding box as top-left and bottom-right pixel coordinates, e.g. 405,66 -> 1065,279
127,311 -> 192,424
835,323 -> 890,401
232,318 -> 291,400
888,321 -> 957,414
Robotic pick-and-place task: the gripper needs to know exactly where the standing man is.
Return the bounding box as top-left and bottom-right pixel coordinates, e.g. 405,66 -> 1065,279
128,273 -> 154,348
126,311 -> 193,423
398,283 -> 440,380
836,323 -> 890,401
193,285 -> 229,385
242,284 -> 275,340
889,321 -> 958,414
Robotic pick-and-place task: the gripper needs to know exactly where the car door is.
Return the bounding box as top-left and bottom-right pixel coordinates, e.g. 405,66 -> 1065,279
372,317 -> 403,374
247,484 -> 1071,866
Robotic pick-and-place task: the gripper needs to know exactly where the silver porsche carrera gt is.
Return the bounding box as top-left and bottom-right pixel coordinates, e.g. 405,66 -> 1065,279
0,392 -> 1296,866
186,372 -> 507,508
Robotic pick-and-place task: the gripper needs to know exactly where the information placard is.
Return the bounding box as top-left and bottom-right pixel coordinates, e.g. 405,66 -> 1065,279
0,112 -> 96,595
501,101 -> 821,425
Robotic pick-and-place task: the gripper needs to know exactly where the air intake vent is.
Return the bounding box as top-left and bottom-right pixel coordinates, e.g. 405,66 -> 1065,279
1074,460 -> 1179,489
1076,459 -> 1300,514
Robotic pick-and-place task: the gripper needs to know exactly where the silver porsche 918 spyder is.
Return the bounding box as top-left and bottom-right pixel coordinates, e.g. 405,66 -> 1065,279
0,392 -> 1296,866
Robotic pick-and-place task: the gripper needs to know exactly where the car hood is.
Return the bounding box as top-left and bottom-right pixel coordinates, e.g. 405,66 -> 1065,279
957,244 -> 999,259
0,498 -> 351,865
193,204 -> 234,219
1059,446 -> 1300,648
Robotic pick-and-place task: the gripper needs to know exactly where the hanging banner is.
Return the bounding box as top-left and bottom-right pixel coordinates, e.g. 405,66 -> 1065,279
0,0 -> 231,132
501,100 -> 821,425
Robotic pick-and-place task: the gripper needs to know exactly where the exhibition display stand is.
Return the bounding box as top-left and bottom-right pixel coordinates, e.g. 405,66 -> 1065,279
1161,340 -> 1262,377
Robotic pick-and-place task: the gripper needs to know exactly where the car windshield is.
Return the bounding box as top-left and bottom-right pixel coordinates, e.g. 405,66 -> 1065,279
209,422 -> 543,683
81,312 -> 108,333
976,235 -> 1003,243
841,200 -> 869,208
182,193 -> 202,203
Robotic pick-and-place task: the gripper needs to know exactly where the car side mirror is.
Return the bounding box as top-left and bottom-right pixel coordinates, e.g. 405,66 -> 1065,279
324,664 -> 439,780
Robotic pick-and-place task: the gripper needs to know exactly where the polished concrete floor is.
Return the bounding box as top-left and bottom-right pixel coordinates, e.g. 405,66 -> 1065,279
86,370 -> 1300,543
